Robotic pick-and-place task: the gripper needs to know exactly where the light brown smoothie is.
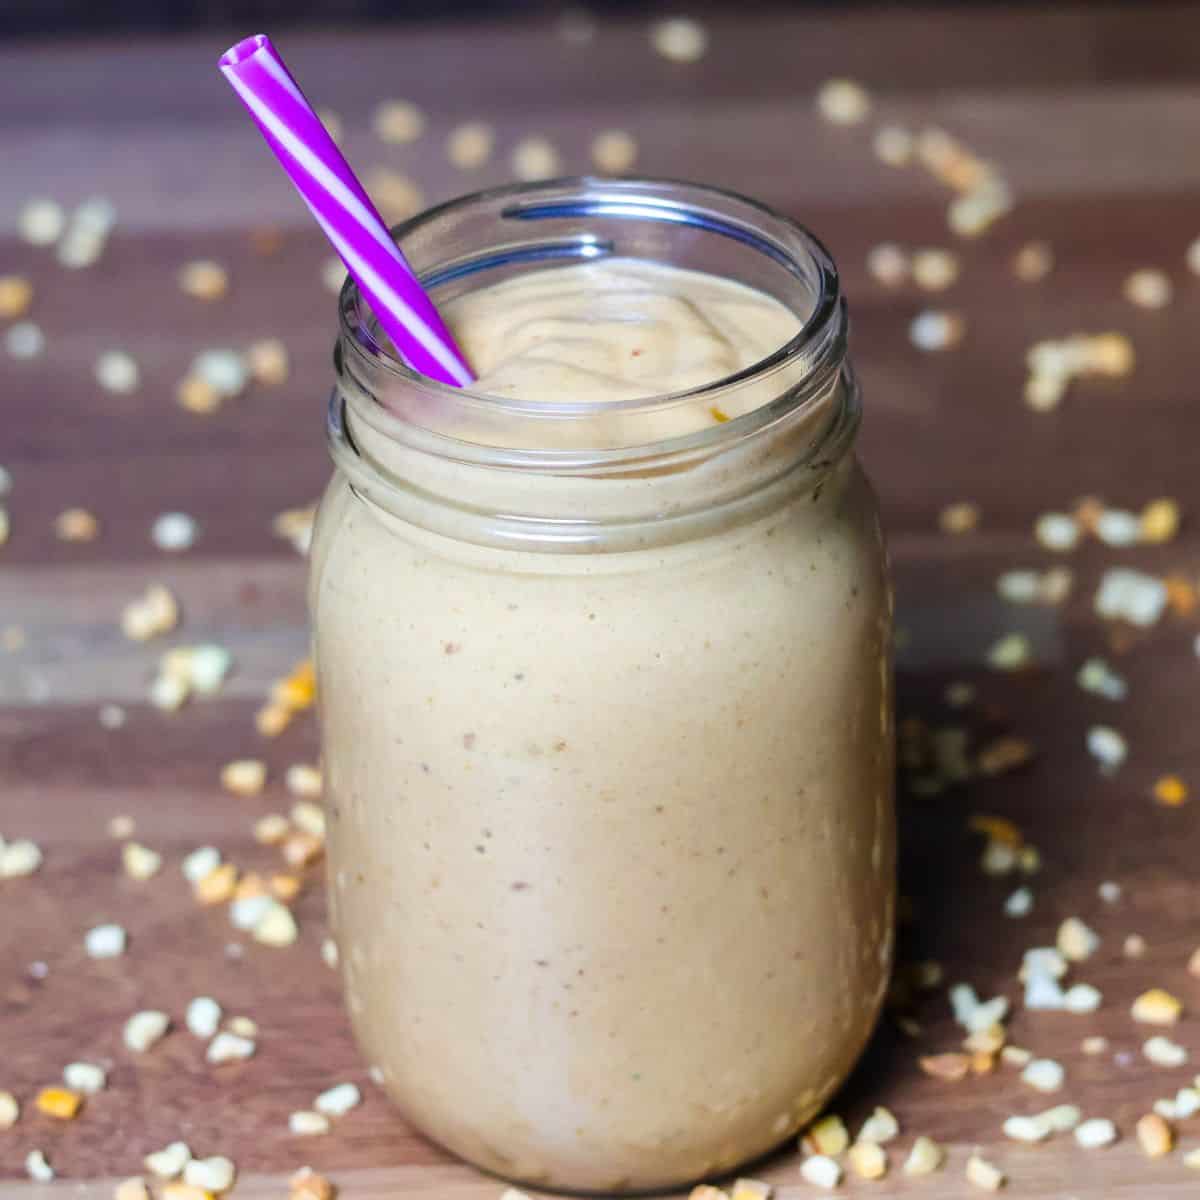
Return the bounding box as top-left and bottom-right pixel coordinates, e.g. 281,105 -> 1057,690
311,258 -> 894,1192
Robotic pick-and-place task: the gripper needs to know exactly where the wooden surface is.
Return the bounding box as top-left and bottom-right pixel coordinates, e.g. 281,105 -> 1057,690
3,3 -> 1200,1195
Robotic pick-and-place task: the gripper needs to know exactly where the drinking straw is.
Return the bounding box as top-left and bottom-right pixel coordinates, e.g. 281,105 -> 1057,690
219,34 -> 474,387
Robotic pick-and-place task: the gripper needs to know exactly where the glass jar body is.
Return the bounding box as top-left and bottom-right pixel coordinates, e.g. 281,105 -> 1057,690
311,452 -> 893,1191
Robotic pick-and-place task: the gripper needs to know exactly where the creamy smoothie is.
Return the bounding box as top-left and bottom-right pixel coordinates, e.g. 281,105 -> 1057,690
312,254 -> 894,1191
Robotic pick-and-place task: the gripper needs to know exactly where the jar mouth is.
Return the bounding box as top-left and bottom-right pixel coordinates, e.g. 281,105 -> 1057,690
338,175 -> 843,422
334,176 -> 850,467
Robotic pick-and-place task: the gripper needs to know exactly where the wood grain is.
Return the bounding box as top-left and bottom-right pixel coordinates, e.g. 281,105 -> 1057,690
3,2 -> 1200,1195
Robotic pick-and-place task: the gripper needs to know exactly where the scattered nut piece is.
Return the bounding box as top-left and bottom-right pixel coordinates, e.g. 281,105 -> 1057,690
1137,1112 -> 1174,1157
195,862 -> 239,905
56,507 -> 100,542
903,1135 -> 944,1175
0,838 -> 44,877
510,137 -> 561,182
866,242 -> 909,287
857,1105 -> 899,1144
1133,988 -> 1183,1026
1153,775 -> 1188,807
244,338 -> 289,386
1041,1104 -> 1082,1132
1004,1114 -> 1050,1143
26,1149 -> 54,1183
193,348 -> 248,398
847,1140 -> 887,1179
590,130 -> 638,174
228,1015 -> 258,1038
1064,983 -> 1103,1013
35,1086 -> 82,1119
1022,1057 -> 1065,1093
322,938 -> 340,969
115,1178 -> 151,1200
177,374 -> 220,414
816,78 -> 871,125
1057,916 -> 1100,962
1004,886 -> 1033,918
315,1082 -> 362,1118
1124,268 -> 1172,309
0,1091 -> 17,1128
911,248 -> 959,291
1086,725 -> 1127,771
283,831 -> 324,869
365,168 -> 425,225
965,1153 -> 1005,1191
85,922 -> 127,959
6,320 -> 46,359
152,512 -> 198,553
253,899 -> 299,947
1013,241 -> 1054,282
1145,1036 -> 1188,1067
1140,498 -> 1180,544
125,1010 -> 170,1053
939,501 -> 980,534
186,996 -> 222,1039
182,845 -> 222,884
446,121 -> 495,170
729,1179 -> 771,1200
207,1031 -> 256,1064
18,197 -> 65,244
1075,1118 -> 1117,1148
290,801 -> 326,839
988,632 -> 1032,671
183,1156 -> 236,1193
909,309 -> 964,351
289,1110 -> 332,1136
123,842 -> 163,880
372,99 -> 425,144
802,1114 -> 849,1157
287,764 -> 323,798
0,274 -> 33,318
873,125 -> 913,167
1126,933 -> 1147,958
63,1061 -> 106,1094
799,1154 -> 842,1190
919,1052 -> 970,1081
178,259 -> 229,300
221,759 -> 267,798
290,1167 -> 336,1200
650,17 -> 708,62
1035,512 -> 1079,552
121,584 -> 179,641
145,1143 -> 192,1180
254,813 -> 291,844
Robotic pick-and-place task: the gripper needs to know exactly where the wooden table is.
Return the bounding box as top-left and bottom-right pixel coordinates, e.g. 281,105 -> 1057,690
3,3 -> 1200,1195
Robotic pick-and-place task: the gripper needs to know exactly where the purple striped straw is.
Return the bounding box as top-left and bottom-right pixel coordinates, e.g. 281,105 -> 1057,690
219,34 -> 474,387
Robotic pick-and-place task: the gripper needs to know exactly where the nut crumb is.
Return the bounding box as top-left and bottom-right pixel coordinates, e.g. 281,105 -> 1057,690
1136,1112 -> 1173,1157
965,1153 -> 1005,1191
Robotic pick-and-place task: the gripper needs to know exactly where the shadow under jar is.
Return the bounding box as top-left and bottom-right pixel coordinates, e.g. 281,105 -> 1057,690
310,178 -> 895,1193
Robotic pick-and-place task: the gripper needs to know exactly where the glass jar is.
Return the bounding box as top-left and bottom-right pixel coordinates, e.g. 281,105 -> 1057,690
311,178 -> 894,1193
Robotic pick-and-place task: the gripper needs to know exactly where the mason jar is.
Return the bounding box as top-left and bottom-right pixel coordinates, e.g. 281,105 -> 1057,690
310,178 -> 894,1193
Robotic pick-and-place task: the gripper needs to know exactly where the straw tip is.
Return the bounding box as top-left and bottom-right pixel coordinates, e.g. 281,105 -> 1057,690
219,33 -> 272,71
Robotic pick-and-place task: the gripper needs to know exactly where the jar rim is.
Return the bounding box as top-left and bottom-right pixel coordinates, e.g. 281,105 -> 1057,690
335,176 -> 849,467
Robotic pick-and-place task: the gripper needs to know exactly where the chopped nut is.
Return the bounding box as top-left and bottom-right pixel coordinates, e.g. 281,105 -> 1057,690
729,1179 -> 770,1200
254,813 -> 290,844
799,1154 -> 842,1190
1013,241 -> 1054,282
903,1135 -> 944,1176
911,248 -> 960,292
35,1086 -> 82,1119
1145,1036 -> 1188,1067
650,16 -> 708,62
977,737 -> 1033,776
234,870 -> 268,900
177,374 -> 221,414
286,764 -> 323,799
63,1061 -> 106,1093
1140,498 -> 1180,544
283,831 -> 325,869
122,842 -> 162,880
1086,725 -> 1127,771
1004,886 -> 1033,918
56,507 -> 100,542
162,1185 -> 213,1200
1003,1114 -> 1050,1143
315,1082 -> 361,1117
273,660 -> 317,710
0,1090 -> 17,1127
988,632 -> 1032,671
289,1110 -> 331,1136
186,996 -> 222,1038
26,1149 -> 54,1183
182,845 -> 222,884
688,1187 -> 725,1200
271,873 -> 302,901
919,1052 -> 970,1081
848,1140 -> 887,1179
1153,775 -> 1188,807
220,759 -> 267,798
151,512 -> 198,552
243,337 -> 290,387
183,1156 -> 236,1193
207,1031 -> 256,1064
290,1167 -> 336,1200
1057,916 -> 1099,962
253,899 -> 299,947
802,1113 -> 849,1157
125,1010 -> 170,1053
372,99 -> 425,144
1041,1104 -> 1082,1132
964,1025 -> 1006,1055
510,137 -> 561,182
178,260 -> 229,300
290,800 -> 325,839
18,198 -> 65,244
965,1153 -> 1005,1191
0,838 -> 44,877
1082,1035 -> 1110,1056
1124,268 -> 1172,309
1022,1058 -> 1065,1093
1064,983 -> 1103,1013
857,1105 -> 899,1144
939,501 -> 980,534
1185,1148 -> 1200,1170
866,242 -> 909,287
1035,512 -> 1079,552
145,1142 -> 192,1180
1001,1045 -> 1033,1066
115,1178 -> 151,1200
322,938 -> 340,969
227,1015 -> 258,1038
910,309 -> 964,351
195,862 -> 239,905
816,78 -> 871,125
1133,988 -> 1183,1026
121,583 -> 179,641
0,274 -> 33,318
6,320 -> 45,359
1137,1112 -> 1174,1157
364,168 -> 424,225
873,125 -> 914,167
1126,933 -> 1147,958
85,922 -> 127,958
590,130 -> 638,174
446,121 -> 495,170
1075,1118 -> 1117,1149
